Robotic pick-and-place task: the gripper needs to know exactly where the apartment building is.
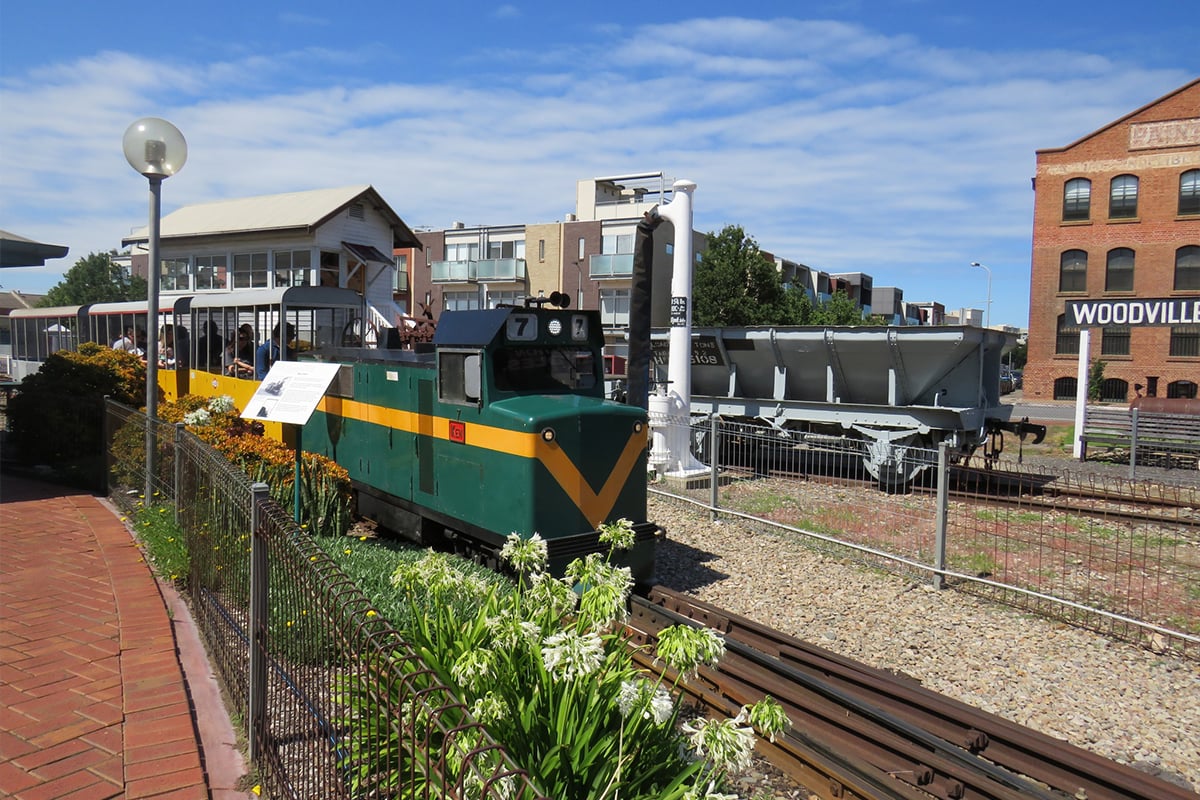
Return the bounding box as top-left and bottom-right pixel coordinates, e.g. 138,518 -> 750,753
410,173 -> 706,359
1025,78 -> 1200,401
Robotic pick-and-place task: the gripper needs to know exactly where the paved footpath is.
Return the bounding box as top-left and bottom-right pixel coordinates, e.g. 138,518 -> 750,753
1,475 -> 250,799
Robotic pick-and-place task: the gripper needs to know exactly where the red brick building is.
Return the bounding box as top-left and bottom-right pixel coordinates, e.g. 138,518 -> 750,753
1025,78 -> 1200,402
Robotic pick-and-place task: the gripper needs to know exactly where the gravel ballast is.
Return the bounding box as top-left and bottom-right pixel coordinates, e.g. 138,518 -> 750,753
650,493 -> 1200,794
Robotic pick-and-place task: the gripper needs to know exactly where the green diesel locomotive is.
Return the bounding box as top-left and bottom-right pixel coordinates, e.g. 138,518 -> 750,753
301,300 -> 659,584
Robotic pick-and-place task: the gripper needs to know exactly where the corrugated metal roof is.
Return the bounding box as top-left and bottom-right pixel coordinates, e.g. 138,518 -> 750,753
122,185 -> 422,249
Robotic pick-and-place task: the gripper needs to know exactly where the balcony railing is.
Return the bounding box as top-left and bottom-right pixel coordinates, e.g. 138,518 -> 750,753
431,258 -> 527,283
475,258 -> 526,281
430,259 -> 475,282
589,253 -> 634,279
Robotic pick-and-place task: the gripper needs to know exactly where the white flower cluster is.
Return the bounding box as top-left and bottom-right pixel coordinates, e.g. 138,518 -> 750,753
681,716 -> 756,776
183,408 -> 212,426
485,609 -> 541,651
499,532 -> 548,574
541,629 -> 604,681
617,679 -> 673,725
655,625 -> 727,676
451,648 -> 496,693
207,394 -> 236,414
598,517 -> 636,551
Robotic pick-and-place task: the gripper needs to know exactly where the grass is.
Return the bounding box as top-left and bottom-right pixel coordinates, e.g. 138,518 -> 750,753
950,550 -> 1001,577
727,488 -> 791,516
312,535 -> 514,632
974,508 -> 1043,525
128,503 -> 190,585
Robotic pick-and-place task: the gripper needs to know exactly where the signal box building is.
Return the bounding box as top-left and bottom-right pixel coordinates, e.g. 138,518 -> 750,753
1025,78 -> 1200,402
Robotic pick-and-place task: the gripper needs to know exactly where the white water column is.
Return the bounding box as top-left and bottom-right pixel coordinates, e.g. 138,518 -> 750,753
648,179 -> 708,477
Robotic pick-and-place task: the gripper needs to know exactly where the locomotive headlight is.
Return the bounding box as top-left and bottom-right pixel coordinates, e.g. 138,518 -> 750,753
633,421 -> 644,434
541,427 -> 556,442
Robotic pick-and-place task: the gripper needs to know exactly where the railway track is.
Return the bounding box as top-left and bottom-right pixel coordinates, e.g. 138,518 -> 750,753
627,585 -> 1195,800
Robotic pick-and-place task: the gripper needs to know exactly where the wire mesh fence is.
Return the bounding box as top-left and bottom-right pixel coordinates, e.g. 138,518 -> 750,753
650,412 -> 1200,659
104,400 -> 548,799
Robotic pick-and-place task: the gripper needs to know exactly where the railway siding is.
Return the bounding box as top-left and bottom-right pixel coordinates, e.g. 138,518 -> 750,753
650,493 -> 1200,794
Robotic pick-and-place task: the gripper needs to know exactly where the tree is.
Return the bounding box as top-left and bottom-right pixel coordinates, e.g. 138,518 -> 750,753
1007,340 -> 1028,370
1088,359 -> 1106,402
809,290 -> 866,326
38,251 -> 146,307
692,226 -> 792,326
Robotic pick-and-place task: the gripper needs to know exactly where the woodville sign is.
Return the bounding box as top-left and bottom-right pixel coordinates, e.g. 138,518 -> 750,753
1066,297 -> 1200,327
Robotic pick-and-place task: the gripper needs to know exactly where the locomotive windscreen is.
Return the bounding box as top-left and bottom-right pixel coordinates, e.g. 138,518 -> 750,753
494,347 -> 597,392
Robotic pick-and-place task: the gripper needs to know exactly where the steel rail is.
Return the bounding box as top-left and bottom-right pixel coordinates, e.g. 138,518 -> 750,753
632,587 -> 1196,800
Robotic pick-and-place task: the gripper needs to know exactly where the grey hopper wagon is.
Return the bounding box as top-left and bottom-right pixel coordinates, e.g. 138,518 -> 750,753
649,325 -> 1043,487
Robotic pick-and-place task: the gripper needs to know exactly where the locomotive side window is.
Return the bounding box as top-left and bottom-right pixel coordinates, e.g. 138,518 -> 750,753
494,347 -> 597,392
439,350 -> 481,405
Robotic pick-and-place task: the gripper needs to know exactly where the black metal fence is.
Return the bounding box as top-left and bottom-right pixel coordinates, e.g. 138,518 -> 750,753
649,412 -> 1200,659
104,400 -> 548,799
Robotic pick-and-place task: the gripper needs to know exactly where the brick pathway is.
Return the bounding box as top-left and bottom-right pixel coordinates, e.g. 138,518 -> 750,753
0,477 -> 208,799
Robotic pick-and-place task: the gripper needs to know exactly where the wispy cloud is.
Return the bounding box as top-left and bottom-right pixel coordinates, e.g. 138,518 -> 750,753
0,14 -> 1190,324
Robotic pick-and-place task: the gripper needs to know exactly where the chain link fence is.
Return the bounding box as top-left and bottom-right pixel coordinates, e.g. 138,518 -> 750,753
650,412 -> 1200,659
104,400 -> 548,799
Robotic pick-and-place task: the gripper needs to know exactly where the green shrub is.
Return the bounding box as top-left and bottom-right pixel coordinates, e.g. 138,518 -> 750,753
9,344 -> 145,486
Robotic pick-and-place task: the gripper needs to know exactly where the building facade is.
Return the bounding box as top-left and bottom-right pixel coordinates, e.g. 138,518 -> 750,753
1025,79 -> 1200,402
124,185 -> 420,329
410,173 -> 706,362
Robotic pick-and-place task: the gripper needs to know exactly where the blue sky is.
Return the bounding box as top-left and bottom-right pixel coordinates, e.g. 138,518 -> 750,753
0,1 -> 1195,327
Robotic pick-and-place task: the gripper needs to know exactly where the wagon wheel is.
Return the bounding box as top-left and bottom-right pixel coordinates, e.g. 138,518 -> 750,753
341,318 -> 380,348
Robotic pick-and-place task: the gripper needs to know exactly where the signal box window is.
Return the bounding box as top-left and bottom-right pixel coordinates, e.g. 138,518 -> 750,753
1063,178 -> 1091,221
1058,250 -> 1087,292
233,252 -> 269,289
194,255 -> 226,290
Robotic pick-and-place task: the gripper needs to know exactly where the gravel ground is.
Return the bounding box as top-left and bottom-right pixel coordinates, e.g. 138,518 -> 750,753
650,488 -> 1200,796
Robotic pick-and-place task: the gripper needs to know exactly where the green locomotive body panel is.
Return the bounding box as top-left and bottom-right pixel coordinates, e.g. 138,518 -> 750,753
300,303 -> 656,583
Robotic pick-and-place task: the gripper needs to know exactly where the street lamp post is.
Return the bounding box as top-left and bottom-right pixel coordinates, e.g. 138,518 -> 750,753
123,118 -> 187,501
969,261 -> 992,329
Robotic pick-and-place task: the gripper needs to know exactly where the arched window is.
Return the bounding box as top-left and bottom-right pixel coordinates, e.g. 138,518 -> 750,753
1053,376 -> 1078,400
1109,174 -> 1138,219
1063,178 -> 1091,221
1059,249 -> 1087,292
1167,380 -> 1198,399
1099,378 -> 1129,403
1181,170 -> 1200,216
1174,245 -> 1200,291
1056,313 -> 1080,355
1104,247 -> 1134,292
